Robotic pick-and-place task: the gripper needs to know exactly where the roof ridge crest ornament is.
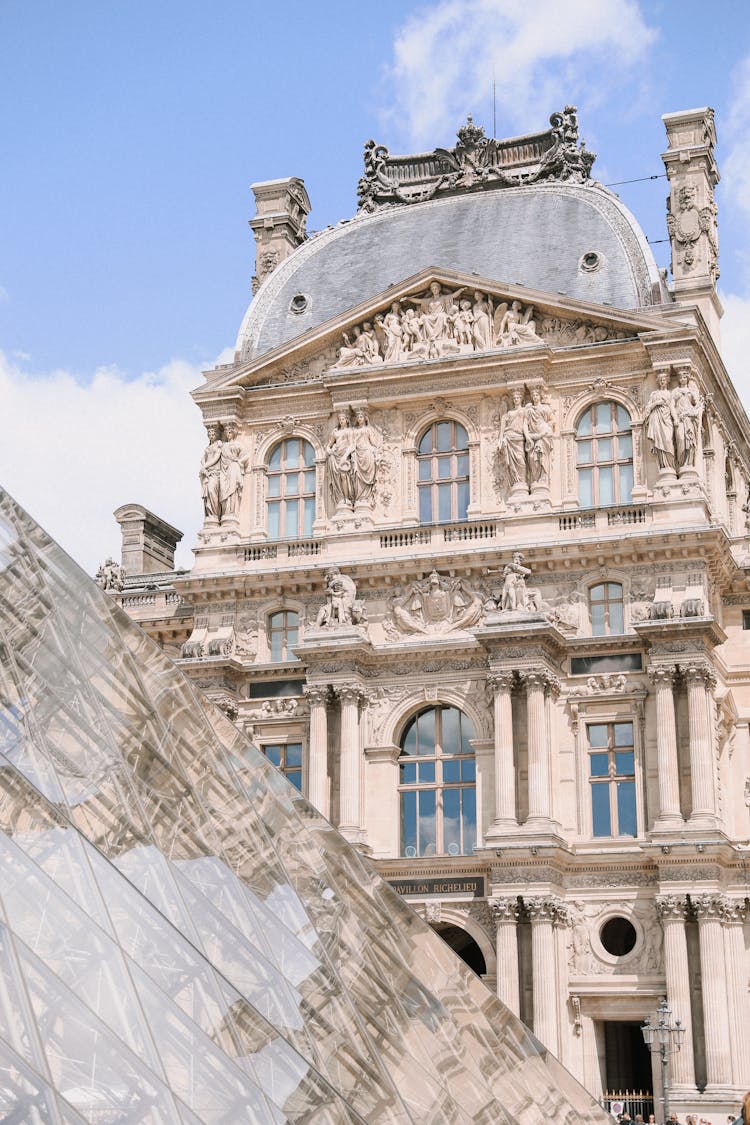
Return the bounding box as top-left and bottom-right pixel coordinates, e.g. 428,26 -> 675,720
356,106 -> 597,213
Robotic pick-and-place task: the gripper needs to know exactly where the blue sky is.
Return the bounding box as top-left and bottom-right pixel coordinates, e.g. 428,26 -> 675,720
2,0 -> 750,569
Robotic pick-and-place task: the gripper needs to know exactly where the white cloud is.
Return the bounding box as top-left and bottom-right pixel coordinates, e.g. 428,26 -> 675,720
719,292 -> 750,407
0,287 -> 9,305
0,352 -> 207,575
723,54 -> 750,214
381,0 -> 657,148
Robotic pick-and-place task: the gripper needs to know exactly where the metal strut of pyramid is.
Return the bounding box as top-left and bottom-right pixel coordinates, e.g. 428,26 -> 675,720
0,488 -> 608,1125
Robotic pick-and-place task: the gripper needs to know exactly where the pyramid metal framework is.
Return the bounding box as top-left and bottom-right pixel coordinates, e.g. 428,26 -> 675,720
0,489 -> 607,1124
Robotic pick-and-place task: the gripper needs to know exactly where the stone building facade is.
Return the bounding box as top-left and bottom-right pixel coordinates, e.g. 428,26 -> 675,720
111,107 -> 750,1114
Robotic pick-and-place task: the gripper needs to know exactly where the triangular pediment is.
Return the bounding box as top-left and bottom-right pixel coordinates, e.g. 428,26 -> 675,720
199,267 -> 670,395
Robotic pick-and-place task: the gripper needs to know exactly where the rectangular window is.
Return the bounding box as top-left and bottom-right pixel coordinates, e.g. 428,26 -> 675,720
263,742 -> 303,791
743,610 -> 750,630
587,721 -> 637,838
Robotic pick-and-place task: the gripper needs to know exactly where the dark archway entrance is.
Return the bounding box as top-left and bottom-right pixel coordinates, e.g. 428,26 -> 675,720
433,923 -> 487,976
603,1020 -> 652,1095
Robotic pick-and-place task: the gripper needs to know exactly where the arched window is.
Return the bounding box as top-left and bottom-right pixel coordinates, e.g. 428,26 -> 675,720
589,582 -> 624,635
267,438 -> 315,540
417,420 -> 469,524
576,402 -> 633,507
267,610 -> 298,662
399,705 -> 476,857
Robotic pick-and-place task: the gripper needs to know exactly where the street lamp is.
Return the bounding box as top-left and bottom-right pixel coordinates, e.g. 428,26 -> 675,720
641,998 -> 686,1124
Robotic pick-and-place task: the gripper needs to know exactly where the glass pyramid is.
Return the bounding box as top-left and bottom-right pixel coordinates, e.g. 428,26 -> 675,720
0,488 -> 608,1124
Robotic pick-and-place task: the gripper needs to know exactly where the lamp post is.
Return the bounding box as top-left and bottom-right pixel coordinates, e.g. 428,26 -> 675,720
641,999 -> 686,1125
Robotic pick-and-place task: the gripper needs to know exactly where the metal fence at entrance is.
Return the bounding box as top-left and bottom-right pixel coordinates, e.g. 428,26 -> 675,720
601,1091 -> 655,1120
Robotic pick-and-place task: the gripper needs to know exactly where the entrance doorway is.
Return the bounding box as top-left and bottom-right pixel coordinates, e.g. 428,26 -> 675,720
602,1020 -> 652,1103
432,924 -> 487,976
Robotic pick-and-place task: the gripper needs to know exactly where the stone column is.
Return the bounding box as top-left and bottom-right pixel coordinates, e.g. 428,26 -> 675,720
526,897 -> 559,1055
684,663 -> 718,826
487,673 -> 517,833
647,666 -> 683,827
304,686 -> 329,818
491,898 -> 520,1016
554,903 -> 571,1068
693,894 -> 732,1088
721,899 -> 749,1087
337,686 -> 363,840
655,895 -> 695,1088
524,672 -> 552,827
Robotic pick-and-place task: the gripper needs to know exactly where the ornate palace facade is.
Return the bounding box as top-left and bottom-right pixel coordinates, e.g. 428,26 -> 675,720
111,107 -> 750,1113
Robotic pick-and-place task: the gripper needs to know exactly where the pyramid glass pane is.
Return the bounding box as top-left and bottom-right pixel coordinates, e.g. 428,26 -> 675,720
0,489 -> 609,1124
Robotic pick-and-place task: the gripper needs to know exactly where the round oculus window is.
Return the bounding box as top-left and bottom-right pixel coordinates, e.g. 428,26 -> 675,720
599,916 -> 637,956
580,251 -> 603,272
289,293 -> 309,314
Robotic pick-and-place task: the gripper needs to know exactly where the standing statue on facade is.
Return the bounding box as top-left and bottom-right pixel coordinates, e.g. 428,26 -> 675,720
645,371 -> 677,473
671,368 -> 702,472
325,406 -> 382,514
200,424 -> 224,521
326,410 -> 356,512
497,389 -> 529,490
524,386 -> 555,486
315,567 -> 366,627
219,421 -> 249,520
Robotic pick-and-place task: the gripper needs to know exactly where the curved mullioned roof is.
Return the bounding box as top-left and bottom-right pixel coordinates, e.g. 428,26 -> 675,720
237,181 -> 666,360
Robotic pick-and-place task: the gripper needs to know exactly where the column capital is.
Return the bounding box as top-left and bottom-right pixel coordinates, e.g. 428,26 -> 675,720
681,661 -> 717,690
647,664 -> 677,688
334,684 -> 364,705
487,671 -> 515,693
655,893 -> 689,921
525,895 -> 566,924
520,669 -> 557,692
303,684 -> 329,706
691,892 -> 729,921
490,897 -> 519,924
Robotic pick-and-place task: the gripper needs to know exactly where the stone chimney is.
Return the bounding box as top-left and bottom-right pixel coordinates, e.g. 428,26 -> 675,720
114,504 -> 183,576
249,176 -> 310,293
661,107 -> 722,343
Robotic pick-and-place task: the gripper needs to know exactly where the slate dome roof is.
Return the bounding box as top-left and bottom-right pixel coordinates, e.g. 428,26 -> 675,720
237,181 -> 666,361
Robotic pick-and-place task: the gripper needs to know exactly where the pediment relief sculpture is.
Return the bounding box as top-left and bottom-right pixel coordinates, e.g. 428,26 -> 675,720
385,570 -> 483,637
328,284 -> 632,375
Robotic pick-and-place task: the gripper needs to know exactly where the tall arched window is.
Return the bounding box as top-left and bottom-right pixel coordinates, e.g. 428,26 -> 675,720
576,402 -> 633,507
417,420 -> 469,524
267,438 -> 315,540
589,582 -> 624,635
267,610 -> 298,662
399,705 -> 476,857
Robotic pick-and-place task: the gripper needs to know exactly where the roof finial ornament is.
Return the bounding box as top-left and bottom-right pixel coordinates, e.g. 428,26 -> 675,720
456,114 -> 486,150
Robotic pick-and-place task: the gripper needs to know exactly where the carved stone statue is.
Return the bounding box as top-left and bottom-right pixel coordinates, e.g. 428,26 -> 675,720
645,371 -> 677,473
495,301 -> 543,348
315,567 -> 366,628
95,558 -> 125,591
382,302 -> 406,362
390,570 -> 483,635
524,386 -> 555,486
199,424 -> 223,521
219,421 -> 249,520
403,282 -> 464,359
325,406 -> 383,514
497,389 -> 528,490
671,368 -> 702,472
326,410 -> 356,512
